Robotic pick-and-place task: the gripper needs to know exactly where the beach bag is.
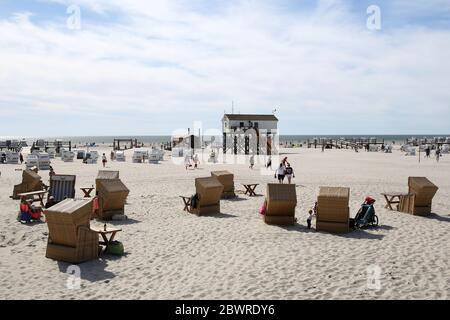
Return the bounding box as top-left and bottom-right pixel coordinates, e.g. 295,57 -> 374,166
259,201 -> 267,216
106,241 -> 124,256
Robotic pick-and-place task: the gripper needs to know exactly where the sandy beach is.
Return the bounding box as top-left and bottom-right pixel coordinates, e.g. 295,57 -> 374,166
0,146 -> 449,300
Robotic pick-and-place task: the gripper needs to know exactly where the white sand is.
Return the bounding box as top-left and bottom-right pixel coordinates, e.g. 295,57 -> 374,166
0,147 -> 449,300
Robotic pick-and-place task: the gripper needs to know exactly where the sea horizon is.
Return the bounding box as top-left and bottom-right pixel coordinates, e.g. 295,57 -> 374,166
2,134 -> 450,145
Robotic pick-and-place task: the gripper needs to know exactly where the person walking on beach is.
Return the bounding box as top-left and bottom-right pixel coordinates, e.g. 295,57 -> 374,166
436,148 -> 441,162
102,153 -> 107,167
266,156 -> 272,169
425,146 -> 431,158
19,153 -> 24,164
193,154 -> 200,169
249,155 -> 255,169
275,163 -> 285,184
285,163 -> 295,184
184,154 -> 191,170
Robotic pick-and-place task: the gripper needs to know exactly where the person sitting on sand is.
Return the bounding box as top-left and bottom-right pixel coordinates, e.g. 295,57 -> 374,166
18,198 -> 32,223
284,164 -> 295,184
275,163 -> 286,184
45,196 -> 56,209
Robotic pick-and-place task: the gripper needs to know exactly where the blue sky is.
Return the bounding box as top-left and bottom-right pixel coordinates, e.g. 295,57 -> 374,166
1,0 -> 450,136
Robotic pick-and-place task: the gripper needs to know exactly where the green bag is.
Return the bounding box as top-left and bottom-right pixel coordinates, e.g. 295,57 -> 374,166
106,241 -> 124,256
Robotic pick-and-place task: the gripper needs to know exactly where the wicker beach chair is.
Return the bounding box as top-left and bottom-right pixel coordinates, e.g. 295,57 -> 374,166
96,179 -> 129,220
12,170 -> 44,199
211,171 -> 236,199
316,187 -> 350,233
45,199 -> 99,264
183,177 -> 223,216
399,177 -> 438,216
264,183 -> 297,225
49,174 -> 76,203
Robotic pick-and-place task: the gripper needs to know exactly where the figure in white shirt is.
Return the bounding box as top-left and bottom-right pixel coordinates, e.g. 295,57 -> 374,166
274,163 -> 286,184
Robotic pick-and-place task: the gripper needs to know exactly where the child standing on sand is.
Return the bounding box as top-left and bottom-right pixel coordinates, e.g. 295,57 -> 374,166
307,202 -> 317,229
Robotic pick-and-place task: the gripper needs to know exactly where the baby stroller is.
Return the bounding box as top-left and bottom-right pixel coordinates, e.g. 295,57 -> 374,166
354,197 -> 378,229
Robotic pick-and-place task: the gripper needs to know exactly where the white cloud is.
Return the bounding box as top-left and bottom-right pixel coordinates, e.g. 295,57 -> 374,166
0,0 -> 450,135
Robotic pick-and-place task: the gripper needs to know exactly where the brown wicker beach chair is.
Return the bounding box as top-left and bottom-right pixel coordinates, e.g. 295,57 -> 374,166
96,179 -> 129,220
316,187 -> 350,233
264,183 -> 297,225
45,199 -> 99,264
12,170 -> 44,199
183,177 -> 223,216
399,177 -> 438,216
211,171 -> 236,199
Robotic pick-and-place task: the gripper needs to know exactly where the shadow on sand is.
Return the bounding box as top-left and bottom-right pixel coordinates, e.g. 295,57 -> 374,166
226,197 -> 248,202
277,223 -> 386,239
57,258 -> 117,283
107,218 -> 141,226
203,212 -> 238,219
425,213 -> 450,222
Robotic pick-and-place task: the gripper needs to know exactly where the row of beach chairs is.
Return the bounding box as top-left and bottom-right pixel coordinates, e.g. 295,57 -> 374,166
11,168 -> 439,265
181,172 -> 439,234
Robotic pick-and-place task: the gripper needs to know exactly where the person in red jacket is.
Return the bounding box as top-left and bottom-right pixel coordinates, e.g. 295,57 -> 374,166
18,198 -> 32,223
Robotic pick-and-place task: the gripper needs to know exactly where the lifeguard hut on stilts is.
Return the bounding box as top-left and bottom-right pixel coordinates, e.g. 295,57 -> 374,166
222,114 -> 279,156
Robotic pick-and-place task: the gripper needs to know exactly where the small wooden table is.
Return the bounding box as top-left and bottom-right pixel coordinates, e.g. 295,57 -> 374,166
90,226 -> 122,253
243,184 -> 259,196
381,192 -> 408,211
80,187 -> 95,198
180,196 -> 192,212
18,190 -> 48,206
